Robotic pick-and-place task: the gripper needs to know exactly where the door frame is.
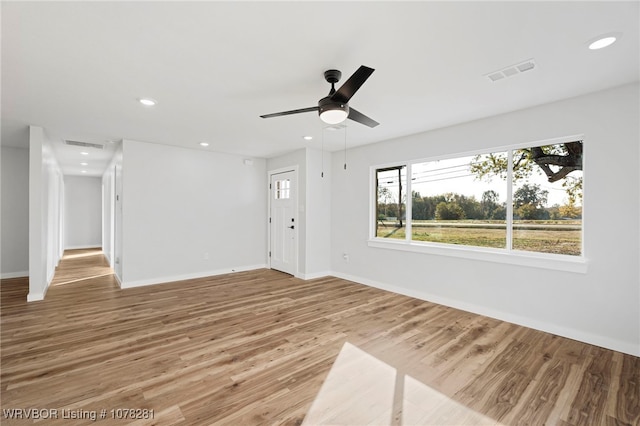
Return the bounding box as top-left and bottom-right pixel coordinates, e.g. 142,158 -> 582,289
267,166 -> 299,276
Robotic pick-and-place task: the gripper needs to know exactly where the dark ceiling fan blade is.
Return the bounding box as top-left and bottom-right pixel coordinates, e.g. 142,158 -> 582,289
330,65 -> 374,104
260,106 -> 318,119
348,107 -> 379,128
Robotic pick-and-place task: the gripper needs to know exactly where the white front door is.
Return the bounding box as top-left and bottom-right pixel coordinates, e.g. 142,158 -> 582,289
270,170 -> 297,275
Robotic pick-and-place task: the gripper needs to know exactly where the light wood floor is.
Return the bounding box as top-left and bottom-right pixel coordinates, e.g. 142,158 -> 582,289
1,250 -> 638,425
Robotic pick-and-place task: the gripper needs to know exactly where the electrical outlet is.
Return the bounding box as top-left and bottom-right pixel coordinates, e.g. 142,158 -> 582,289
343,253 -> 349,262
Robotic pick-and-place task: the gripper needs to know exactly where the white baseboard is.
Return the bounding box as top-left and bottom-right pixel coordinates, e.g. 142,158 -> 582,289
296,271 -> 332,280
120,264 -> 268,289
331,271 -> 640,358
1,271 -> 29,279
27,292 -> 45,302
27,280 -> 50,302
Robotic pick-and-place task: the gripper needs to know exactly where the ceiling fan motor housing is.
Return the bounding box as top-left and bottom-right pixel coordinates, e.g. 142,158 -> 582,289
324,69 -> 342,84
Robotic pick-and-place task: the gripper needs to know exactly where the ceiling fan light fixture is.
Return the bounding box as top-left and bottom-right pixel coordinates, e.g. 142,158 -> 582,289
319,99 -> 349,124
320,109 -> 348,124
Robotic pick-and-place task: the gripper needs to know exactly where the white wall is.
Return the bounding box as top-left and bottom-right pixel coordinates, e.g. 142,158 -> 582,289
330,83 -> 640,356
1,146 -> 29,278
120,140 -> 267,287
28,126 -> 64,301
304,148 -> 331,278
64,176 -> 102,249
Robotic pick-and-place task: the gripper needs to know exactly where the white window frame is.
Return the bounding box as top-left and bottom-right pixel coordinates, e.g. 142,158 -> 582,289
369,135 -> 587,273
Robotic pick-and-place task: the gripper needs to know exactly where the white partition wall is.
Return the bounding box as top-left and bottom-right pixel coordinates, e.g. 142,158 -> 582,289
28,126 -> 64,301
119,139 -> 267,288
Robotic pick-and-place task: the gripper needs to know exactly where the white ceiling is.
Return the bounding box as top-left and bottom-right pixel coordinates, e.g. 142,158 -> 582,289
2,1 -> 638,177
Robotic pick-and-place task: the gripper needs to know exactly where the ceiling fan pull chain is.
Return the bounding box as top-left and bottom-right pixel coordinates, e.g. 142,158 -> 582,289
344,124 -> 348,170
321,125 -> 325,178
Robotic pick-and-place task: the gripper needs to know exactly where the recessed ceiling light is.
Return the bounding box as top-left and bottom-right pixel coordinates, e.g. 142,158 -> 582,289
589,36 -> 616,50
303,136 -> 313,141
81,170 -> 87,173
80,151 -> 89,155
588,34 -> 620,50
199,142 -> 209,147
138,97 -> 157,106
80,162 -> 88,166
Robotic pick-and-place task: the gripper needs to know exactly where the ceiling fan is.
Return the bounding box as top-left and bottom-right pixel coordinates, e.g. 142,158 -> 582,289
260,65 -> 379,128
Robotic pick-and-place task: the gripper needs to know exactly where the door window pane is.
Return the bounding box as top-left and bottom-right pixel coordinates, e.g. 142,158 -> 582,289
274,179 -> 290,199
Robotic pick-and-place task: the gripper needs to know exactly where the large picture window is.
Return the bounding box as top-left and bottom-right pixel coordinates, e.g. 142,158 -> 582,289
373,139 -> 583,258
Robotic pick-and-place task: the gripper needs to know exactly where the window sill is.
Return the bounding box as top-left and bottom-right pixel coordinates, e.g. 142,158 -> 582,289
367,239 -> 588,273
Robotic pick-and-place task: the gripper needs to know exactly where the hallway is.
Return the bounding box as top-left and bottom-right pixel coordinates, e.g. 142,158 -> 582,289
50,248 -> 113,287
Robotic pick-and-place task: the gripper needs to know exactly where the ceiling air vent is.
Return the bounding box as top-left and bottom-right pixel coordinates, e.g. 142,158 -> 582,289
325,123 -> 348,131
64,140 -> 104,150
486,58 -> 536,82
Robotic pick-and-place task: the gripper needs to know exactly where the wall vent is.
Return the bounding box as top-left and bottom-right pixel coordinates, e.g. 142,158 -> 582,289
64,140 -> 104,150
486,58 -> 536,82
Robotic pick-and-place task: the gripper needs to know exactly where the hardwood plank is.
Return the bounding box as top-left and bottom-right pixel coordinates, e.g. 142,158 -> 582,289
1,249 -> 638,425
565,347 -> 614,425
616,354 -> 640,424
502,358 -> 572,425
